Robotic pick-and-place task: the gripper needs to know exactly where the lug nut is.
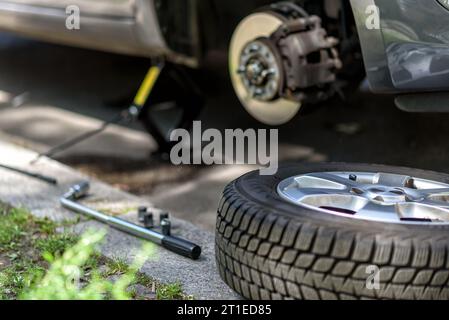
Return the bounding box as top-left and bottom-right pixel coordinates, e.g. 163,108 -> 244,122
161,218 -> 171,236
349,174 -> 357,181
249,44 -> 261,52
237,66 -> 246,74
159,212 -> 169,223
138,206 -> 147,222
143,213 -> 154,229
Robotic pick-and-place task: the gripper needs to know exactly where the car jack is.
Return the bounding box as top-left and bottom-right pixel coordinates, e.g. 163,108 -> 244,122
60,182 -> 201,260
30,61 -> 164,164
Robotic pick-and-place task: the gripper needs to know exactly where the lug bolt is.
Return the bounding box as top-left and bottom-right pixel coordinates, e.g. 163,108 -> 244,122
254,88 -> 263,96
237,66 -> 246,74
159,212 -> 169,223
138,206 -> 147,222
143,213 -> 154,229
249,44 -> 261,52
161,218 -> 171,236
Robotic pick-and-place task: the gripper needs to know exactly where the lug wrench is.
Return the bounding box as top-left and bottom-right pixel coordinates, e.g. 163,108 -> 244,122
60,182 -> 201,260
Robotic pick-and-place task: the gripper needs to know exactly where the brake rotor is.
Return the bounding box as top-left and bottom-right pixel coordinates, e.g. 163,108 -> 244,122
229,12 -> 301,125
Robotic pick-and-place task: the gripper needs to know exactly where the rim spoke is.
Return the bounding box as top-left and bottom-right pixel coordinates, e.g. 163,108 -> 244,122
280,186 -> 353,205
297,188 -> 352,196
396,201 -> 449,222
419,188 -> 449,197
298,193 -> 368,215
303,172 -> 361,189
356,202 -> 401,222
418,198 -> 449,209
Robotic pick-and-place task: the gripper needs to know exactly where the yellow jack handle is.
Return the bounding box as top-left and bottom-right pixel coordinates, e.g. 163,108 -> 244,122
29,61 -> 165,164
133,63 -> 163,108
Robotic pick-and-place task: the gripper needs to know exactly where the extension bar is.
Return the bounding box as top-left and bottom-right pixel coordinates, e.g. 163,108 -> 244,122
60,182 -> 201,260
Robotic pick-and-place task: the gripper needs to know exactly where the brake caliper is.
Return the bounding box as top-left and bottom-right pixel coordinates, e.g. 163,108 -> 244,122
273,12 -> 341,102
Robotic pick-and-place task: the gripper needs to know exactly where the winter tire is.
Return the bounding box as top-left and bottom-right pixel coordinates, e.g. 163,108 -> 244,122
215,163 -> 449,300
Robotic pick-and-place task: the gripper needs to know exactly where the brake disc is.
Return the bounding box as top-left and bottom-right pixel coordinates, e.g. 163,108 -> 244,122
230,12 -> 300,125
229,3 -> 341,125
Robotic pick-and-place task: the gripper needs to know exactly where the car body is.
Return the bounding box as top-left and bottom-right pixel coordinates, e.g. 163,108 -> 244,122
0,0 -> 195,66
0,0 -> 269,68
351,0 -> 449,93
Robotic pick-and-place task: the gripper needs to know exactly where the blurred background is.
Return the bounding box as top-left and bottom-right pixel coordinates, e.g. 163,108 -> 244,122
1,32 -> 449,231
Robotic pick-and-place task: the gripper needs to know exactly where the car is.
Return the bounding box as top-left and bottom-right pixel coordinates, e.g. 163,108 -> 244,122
2,0 -> 449,127
0,0 -> 449,125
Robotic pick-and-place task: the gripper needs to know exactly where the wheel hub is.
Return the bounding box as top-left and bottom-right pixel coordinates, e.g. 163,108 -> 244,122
238,40 -> 281,101
278,171 -> 449,224
351,185 -> 412,205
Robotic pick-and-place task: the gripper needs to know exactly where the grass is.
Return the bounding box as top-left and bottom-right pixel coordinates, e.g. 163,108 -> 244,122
0,203 -> 191,300
0,259 -> 45,299
0,205 -> 61,299
36,233 -> 78,258
156,282 -> 185,300
104,257 -> 129,276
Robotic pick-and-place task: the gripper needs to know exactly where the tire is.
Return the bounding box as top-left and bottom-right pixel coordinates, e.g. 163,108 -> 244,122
215,163 -> 449,300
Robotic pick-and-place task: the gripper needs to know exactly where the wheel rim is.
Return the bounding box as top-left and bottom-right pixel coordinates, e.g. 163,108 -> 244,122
277,171 -> 449,224
237,38 -> 282,102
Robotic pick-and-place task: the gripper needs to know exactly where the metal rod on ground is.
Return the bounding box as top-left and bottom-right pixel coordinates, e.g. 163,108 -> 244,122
30,113 -> 124,164
0,163 -> 57,185
60,182 -> 201,260
30,63 -> 164,164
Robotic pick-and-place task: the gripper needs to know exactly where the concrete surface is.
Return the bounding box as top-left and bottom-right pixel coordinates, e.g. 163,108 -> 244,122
0,106 -> 156,159
0,138 -> 239,299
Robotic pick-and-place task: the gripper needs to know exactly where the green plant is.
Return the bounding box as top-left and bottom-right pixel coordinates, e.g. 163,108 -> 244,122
156,282 -> 184,300
0,260 -> 45,299
36,233 -> 78,258
0,204 -> 187,300
0,208 -> 30,249
104,257 -> 129,276
21,230 -> 154,300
